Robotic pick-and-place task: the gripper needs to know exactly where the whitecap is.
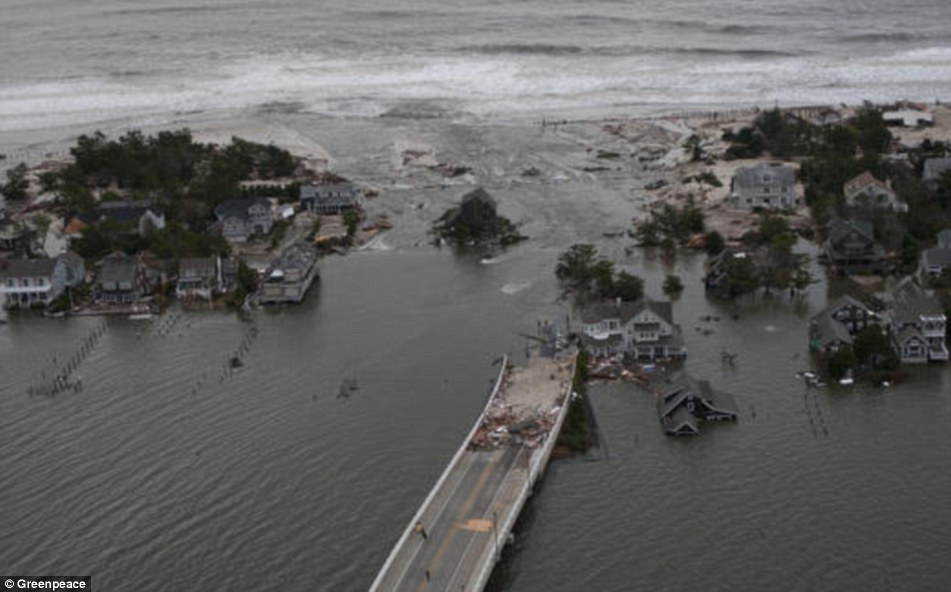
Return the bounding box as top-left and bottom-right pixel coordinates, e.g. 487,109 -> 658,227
501,281 -> 531,295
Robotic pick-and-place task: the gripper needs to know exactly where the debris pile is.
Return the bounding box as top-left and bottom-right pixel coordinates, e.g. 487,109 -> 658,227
468,370 -> 564,451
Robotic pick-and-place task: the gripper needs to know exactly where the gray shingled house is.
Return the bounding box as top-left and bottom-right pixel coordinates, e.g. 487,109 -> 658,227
95,253 -> 151,305
213,198 -> 273,243
657,377 -> 737,436
825,218 -> 886,276
732,163 -> 797,210
920,229 -> 951,278
843,171 -> 908,212
887,279 -> 948,363
300,183 -> 357,215
579,298 -> 685,361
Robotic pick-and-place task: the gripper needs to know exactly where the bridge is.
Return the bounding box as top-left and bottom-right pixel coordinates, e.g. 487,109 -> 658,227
370,351 -> 576,592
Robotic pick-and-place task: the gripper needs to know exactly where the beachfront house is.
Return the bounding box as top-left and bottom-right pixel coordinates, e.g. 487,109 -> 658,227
920,229 -> 951,279
731,163 -> 797,210
883,109 -> 933,128
176,257 -> 222,301
0,251 -> 85,309
212,197 -> 273,243
825,218 -> 886,276
657,377 -> 737,436
808,295 -> 880,354
886,279 -> 948,363
257,244 -> 319,304
579,298 -> 685,361
300,183 -> 358,215
95,252 -> 151,305
843,171 -> 908,213
440,188 -> 499,235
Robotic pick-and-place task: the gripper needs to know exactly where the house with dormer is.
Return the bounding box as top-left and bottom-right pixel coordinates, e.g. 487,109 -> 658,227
95,252 -> 152,305
825,218 -> 886,276
732,163 -> 798,210
843,171 -> 908,213
808,295 -> 881,353
65,200 -> 166,240
212,198 -> 273,243
0,252 -> 85,309
887,279 -> 948,363
579,298 -> 685,361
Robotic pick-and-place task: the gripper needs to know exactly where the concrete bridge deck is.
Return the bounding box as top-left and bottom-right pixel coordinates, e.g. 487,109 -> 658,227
371,352 -> 576,592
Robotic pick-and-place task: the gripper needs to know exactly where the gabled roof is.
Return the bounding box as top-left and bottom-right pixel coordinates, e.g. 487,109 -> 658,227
98,253 -> 142,286
827,294 -> 872,316
579,298 -> 674,325
896,326 -> 928,345
96,199 -> 163,223
828,218 -> 875,244
923,158 -> 951,182
0,258 -> 57,278
733,162 -> 796,189
890,278 -> 945,323
810,311 -> 853,348
179,257 -> 217,279
300,183 -> 357,207
844,171 -> 891,197
659,377 -> 737,420
214,198 -> 270,221
461,187 -> 497,208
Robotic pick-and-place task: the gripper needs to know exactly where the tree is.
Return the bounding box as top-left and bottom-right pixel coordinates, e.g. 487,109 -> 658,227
613,271 -> 644,302
852,326 -> 899,370
663,274 -> 684,296
2,163 -> 30,201
827,347 -> 856,380
343,210 -> 360,238
556,244 -> 600,293
704,230 -> 725,255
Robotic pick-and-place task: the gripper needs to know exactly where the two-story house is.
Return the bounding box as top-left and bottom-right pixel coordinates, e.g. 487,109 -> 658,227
732,163 -> 798,210
65,200 -> 166,240
95,252 -> 152,305
0,251 -> 85,309
825,218 -> 886,276
579,298 -> 685,361
808,295 -> 881,353
300,183 -> 357,215
213,198 -> 273,243
176,257 -> 222,301
257,244 -> 320,304
657,376 -> 738,436
843,171 -> 908,212
887,279 -> 948,363
920,229 -> 951,278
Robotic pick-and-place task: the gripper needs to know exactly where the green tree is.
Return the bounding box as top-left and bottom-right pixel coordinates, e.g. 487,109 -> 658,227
556,244 -> 600,293
612,270 -> 644,302
827,347 -> 856,380
852,326 -> 900,369
663,274 -> 684,296
704,230 -> 725,255
2,163 -> 30,201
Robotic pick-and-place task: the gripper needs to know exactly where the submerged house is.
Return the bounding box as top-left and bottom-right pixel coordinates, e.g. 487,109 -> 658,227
579,298 -> 685,361
657,377 -> 738,436
300,183 -> 358,215
257,244 -> 319,304
825,218 -> 886,276
438,188 -> 499,238
843,171 -> 908,213
732,163 -> 798,210
212,198 -> 273,243
887,279 -> 948,363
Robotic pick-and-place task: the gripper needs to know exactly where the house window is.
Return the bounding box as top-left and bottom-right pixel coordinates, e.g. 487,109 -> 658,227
23,278 -> 30,287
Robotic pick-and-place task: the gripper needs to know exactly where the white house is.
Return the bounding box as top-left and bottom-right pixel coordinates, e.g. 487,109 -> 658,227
732,163 -> 798,210
0,251 -> 85,309
579,298 -> 685,361
843,171 -> 908,212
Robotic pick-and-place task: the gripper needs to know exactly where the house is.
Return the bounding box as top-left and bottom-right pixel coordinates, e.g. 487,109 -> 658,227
0,219 -> 31,253
176,257 -> 222,301
731,163 -> 797,210
65,200 -> 166,238
809,295 -> 881,353
212,198 -> 273,242
300,183 -> 357,215
657,377 -> 737,436
919,229 -> 951,277
257,244 -> 319,304
824,295 -> 880,334
0,251 -> 85,309
843,171 -> 908,212
440,188 -> 499,236
579,298 -> 686,361
95,253 -> 151,305
825,218 -> 886,276
883,110 -> 933,128
922,157 -> 951,184
887,279 -> 948,363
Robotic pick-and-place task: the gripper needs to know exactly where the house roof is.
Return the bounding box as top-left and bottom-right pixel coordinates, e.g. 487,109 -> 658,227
661,407 -> 699,435
810,311 -> 854,348
844,171 -> 892,198
896,325 -> 927,345
733,163 -> 796,190
659,377 -> 737,420
98,253 -> 141,286
96,199 -> 163,223
461,187 -> 497,208
179,257 -> 217,279
0,257 -> 57,278
214,198 -> 270,221
938,228 -> 951,249
300,183 -> 357,207
828,218 -> 875,244
579,298 -> 673,325
890,278 -> 945,323
921,246 -> 951,270
923,158 -> 951,182
827,294 -> 872,316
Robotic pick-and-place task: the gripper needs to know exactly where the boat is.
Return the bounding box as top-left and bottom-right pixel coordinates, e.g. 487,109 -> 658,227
838,377 -> 854,386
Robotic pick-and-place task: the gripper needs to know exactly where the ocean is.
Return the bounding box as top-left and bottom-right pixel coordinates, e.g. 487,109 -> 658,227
2,0 -> 951,138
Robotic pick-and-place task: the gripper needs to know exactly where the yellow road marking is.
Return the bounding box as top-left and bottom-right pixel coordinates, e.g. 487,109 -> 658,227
414,451 -> 501,591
